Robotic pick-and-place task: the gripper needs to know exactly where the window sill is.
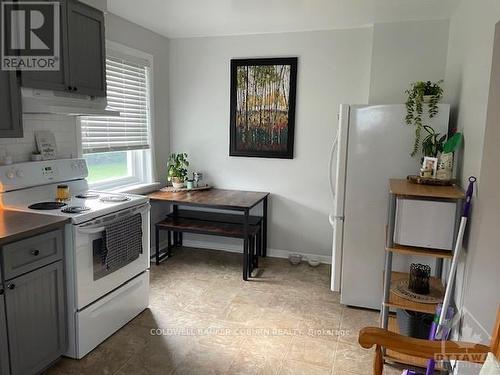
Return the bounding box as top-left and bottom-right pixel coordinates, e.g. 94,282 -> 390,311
112,182 -> 161,195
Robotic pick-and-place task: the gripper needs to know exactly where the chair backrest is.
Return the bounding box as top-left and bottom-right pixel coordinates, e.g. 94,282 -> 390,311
491,307 -> 500,359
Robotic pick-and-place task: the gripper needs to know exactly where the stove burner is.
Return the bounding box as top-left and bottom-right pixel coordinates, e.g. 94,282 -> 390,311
75,193 -> 100,199
100,195 -> 130,203
61,206 -> 91,214
29,202 -> 67,210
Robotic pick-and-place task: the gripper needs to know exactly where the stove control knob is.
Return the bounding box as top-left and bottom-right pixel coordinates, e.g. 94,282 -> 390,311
6,170 -> 15,179
16,169 -> 24,178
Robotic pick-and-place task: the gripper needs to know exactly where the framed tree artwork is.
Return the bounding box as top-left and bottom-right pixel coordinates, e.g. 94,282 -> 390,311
230,57 -> 298,158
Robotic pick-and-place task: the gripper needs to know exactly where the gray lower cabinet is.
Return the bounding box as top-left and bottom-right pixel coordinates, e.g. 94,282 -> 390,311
0,71 -> 23,138
0,285 -> 10,375
4,261 -> 66,375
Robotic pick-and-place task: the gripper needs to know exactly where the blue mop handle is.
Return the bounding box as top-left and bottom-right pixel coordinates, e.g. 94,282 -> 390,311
462,176 -> 476,218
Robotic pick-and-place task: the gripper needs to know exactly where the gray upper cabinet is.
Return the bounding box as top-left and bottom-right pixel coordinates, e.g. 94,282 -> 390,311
21,0 -> 106,97
4,261 -> 66,375
67,0 -> 106,96
20,0 -> 70,92
0,284 -> 10,375
0,72 -> 23,138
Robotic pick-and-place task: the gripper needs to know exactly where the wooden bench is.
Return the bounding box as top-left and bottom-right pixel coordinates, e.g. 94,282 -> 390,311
155,210 -> 262,280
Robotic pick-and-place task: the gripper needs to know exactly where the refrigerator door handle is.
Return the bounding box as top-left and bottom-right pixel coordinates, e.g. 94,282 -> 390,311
328,131 -> 340,202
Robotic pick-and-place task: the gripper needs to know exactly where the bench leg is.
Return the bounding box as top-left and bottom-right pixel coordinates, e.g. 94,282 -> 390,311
254,233 -> 260,269
262,196 -> 268,257
250,235 -> 258,275
179,232 -> 183,246
168,231 -> 173,256
243,237 -> 249,281
155,225 -> 160,266
249,235 -> 255,276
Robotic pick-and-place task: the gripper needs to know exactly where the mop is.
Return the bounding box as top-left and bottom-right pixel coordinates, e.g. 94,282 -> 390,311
400,176 -> 476,375
424,176 -> 477,375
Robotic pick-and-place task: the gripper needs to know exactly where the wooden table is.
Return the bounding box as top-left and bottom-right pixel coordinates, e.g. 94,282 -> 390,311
148,188 -> 270,279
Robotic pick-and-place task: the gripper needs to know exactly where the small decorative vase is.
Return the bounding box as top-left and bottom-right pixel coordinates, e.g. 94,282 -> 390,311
436,152 -> 453,180
186,180 -> 194,189
171,177 -> 184,189
408,263 -> 431,295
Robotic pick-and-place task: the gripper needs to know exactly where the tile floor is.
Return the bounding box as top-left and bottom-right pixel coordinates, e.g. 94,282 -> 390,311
47,247 -> 403,375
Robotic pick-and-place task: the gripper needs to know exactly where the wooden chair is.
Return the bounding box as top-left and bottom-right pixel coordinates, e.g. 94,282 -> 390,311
358,307 -> 500,375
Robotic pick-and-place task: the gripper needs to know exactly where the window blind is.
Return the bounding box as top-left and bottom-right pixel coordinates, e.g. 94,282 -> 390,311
81,55 -> 151,153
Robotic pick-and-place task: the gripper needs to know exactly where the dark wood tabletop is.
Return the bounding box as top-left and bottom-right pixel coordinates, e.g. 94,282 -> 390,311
0,209 -> 70,246
148,188 -> 269,210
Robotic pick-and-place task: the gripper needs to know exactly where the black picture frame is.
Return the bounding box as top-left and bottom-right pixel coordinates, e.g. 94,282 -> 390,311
229,57 -> 298,159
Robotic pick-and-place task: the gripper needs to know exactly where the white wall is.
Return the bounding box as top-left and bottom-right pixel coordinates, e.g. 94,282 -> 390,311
369,20 -> 450,104
168,29 -> 373,260
444,0 -> 500,186
443,0 -> 500,350
460,19 -> 500,343
0,115 -> 77,163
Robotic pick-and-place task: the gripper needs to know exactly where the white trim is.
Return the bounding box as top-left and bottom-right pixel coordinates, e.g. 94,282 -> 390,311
180,239 -> 332,264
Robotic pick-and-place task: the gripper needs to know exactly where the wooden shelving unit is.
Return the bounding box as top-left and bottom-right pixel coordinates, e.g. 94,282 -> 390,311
386,272 -> 445,314
385,244 -> 453,259
380,179 -> 465,369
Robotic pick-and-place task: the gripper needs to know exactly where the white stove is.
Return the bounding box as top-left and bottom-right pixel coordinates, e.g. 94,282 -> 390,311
0,159 -> 148,224
0,159 -> 150,359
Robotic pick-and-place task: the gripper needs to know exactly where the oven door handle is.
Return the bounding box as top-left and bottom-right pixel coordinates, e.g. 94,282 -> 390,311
78,226 -> 106,234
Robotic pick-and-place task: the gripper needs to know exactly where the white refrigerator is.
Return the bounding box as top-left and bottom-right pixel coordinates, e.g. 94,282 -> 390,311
329,104 -> 450,309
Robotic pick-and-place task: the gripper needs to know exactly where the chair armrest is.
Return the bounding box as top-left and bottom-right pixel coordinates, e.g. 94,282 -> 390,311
359,327 -> 490,364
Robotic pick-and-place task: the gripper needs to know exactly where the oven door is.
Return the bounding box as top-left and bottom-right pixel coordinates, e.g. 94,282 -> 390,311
74,203 -> 150,310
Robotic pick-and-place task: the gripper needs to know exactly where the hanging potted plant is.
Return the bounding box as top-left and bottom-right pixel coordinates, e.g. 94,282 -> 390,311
167,153 -> 189,189
405,80 -> 444,156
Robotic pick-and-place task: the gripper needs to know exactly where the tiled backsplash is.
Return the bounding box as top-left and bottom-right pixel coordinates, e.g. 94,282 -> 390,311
0,115 -> 79,163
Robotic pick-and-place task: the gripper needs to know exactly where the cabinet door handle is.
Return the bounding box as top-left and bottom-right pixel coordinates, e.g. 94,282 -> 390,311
31,249 -> 40,256
73,87 -> 78,92
7,284 -> 15,290
67,86 -> 72,91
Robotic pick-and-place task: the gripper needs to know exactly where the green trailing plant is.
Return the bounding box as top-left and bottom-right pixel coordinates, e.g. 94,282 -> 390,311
405,80 -> 444,156
167,153 -> 189,182
421,126 -> 446,157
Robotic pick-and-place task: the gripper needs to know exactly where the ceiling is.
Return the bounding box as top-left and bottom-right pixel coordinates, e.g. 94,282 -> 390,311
106,0 -> 459,39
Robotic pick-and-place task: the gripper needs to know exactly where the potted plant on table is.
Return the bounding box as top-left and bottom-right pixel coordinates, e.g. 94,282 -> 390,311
167,153 -> 189,189
421,125 -> 446,158
405,80 -> 444,156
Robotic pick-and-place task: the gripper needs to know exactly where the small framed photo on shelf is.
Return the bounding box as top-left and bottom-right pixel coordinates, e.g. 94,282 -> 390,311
422,156 -> 438,178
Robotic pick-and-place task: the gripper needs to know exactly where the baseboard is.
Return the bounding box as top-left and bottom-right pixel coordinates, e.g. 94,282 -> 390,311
180,239 -> 332,264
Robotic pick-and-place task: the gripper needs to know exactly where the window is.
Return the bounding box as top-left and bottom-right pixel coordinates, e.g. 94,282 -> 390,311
80,43 -> 154,190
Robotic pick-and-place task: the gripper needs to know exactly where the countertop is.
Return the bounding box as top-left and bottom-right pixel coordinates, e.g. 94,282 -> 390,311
0,209 -> 70,246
